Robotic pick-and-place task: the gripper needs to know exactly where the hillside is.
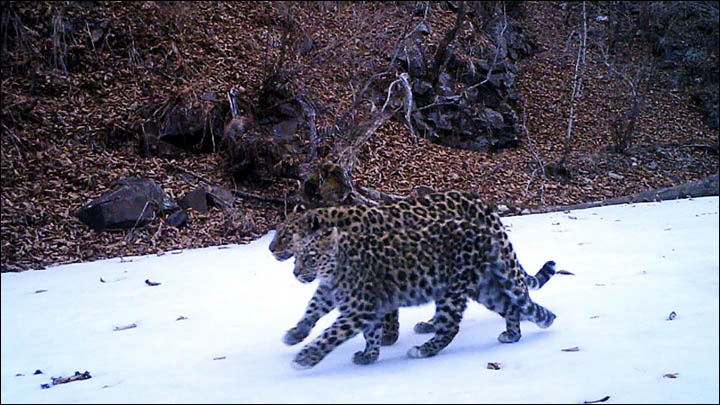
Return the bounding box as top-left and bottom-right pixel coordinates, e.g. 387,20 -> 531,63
1,1 -> 718,272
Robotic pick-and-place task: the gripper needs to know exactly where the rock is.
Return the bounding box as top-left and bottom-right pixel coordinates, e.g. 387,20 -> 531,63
608,172 -> 624,180
178,186 -> 209,213
416,22 -> 431,36
271,119 -> 298,140
75,178 -> 167,232
397,42 -> 426,77
165,209 -> 188,228
207,186 -> 235,209
412,80 -> 433,97
426,110 -> 454,132
437,73 -> 455,96
154,98 -> 227,153
483,108 -> 505,129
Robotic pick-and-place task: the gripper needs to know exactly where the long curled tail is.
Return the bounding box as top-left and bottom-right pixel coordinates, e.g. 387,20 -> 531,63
524,261 -> 556,290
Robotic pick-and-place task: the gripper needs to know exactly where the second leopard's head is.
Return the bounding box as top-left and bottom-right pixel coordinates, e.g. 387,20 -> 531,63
293,227 -> 343,284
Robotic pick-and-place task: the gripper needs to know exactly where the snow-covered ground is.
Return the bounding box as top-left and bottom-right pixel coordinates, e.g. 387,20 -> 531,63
1,197 -> 718,404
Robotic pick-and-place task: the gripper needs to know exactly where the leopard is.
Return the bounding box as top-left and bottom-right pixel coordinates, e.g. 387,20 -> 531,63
270,190 -> 555,347
289,220 -> 556,369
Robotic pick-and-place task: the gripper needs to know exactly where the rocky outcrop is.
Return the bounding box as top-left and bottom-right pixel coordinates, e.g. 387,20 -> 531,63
75,178 -> 174,232
388,6 -> 535,152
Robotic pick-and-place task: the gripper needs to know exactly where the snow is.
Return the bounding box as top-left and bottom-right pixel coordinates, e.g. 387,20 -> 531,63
2,197 -> 718,404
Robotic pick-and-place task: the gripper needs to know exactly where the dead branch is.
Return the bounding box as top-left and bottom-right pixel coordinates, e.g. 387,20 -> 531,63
429,0 -> 466,87
527,174 -> 719,215
521,100 -> 546,206
467,2 -> 508,91
556,0 -> 587,169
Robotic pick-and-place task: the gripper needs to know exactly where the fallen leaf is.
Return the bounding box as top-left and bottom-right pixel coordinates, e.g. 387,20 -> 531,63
35,289 -> 48,294
213,356 -> 226,361
663,373 -> 678,379
113,323 -> 137,331
562,346 -> 580,352
486,362 -> 501,370
667,311 -> 677,321
556,270 -> 575,275
145,279 -> 161,286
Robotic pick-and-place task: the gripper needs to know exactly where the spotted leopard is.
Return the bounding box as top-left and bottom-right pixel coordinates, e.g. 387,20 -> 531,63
270,191 -> 555,347
289,221 -> 556,369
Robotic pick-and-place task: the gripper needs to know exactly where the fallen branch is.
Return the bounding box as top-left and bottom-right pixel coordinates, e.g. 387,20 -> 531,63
526,174 -> 719,215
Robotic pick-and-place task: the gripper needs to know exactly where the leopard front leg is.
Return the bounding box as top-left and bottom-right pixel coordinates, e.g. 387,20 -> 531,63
407,294 -> 468,358
381,310 -> 400,346
284,284 -> 335,346
292,313 -> 366,369
354,320 -> 383,364
497,312 -> 522,343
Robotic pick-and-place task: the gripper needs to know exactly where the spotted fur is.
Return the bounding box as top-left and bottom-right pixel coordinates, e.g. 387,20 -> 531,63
290,220 -> 556,369
271,191 -> 556,346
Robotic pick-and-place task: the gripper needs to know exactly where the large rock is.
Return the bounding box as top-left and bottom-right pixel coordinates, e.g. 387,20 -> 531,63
75,178 -> 169,232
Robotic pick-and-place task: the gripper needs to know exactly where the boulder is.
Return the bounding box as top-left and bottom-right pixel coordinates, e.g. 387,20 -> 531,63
178,186 -> 209,213
75,178 -> 168,232
165,209 -> 188,228
207,186 -> 235,209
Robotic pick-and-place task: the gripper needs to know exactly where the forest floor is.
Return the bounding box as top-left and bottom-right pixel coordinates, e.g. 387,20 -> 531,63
1,1 -> 717,272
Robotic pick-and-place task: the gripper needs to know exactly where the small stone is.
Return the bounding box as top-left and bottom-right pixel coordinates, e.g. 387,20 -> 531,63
165,209 -> 188,228
34,369 -> 43,375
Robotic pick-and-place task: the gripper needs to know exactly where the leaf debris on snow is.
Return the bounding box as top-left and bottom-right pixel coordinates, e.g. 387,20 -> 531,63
562,346 -> 580,352
113,323 -> 137,331
583,395 -> 610,404
667,311 -> 677,321
486,362 -> 501,370
145,279 -> 161,286
50,371 -> 92,386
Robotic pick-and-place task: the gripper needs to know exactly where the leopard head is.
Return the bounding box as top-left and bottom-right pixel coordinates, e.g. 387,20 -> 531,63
293,227 -> 342,284
269,210 -> 325,261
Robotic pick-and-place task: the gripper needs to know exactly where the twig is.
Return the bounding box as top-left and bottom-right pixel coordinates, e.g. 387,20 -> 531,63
521,100 -> 545,205
168,163 -> 214,186
557,0 -> 587,168
467,2 -> 507,91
